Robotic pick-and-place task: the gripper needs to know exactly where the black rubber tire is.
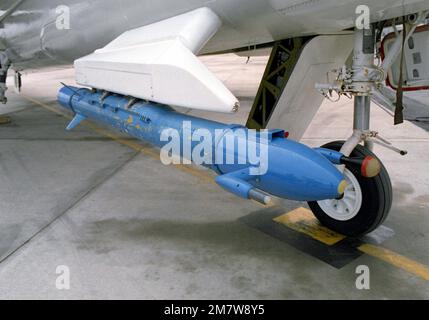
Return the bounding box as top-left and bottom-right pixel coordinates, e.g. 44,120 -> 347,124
308,141 -> 392,237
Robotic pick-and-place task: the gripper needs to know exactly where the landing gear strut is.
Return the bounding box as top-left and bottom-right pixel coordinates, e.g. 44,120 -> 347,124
310,27 -> 395,237
0,52 -> 10,104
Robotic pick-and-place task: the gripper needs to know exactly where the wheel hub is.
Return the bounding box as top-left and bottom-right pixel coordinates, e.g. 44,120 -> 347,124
317,168 -> 363,221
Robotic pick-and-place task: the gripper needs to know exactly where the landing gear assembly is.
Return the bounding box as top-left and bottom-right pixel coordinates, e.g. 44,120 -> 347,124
0,51 -> 10,104
312,27 -> 394,236
0,52 -> 12,125
311,14 -> 427,236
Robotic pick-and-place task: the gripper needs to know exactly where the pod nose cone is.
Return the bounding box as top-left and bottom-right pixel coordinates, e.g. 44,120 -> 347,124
361,156 -> 381,178
337,179 -> 348,195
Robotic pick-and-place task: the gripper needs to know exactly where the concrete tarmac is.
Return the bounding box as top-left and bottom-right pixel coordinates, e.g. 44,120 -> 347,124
0,54 -> 428,299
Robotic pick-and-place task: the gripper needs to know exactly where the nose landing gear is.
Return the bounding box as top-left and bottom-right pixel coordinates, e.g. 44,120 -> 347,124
0,52 -> 10,104
310,25 -> 403,237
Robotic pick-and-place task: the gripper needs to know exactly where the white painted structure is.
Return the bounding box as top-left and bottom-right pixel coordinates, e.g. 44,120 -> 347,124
74,8 -> 239,113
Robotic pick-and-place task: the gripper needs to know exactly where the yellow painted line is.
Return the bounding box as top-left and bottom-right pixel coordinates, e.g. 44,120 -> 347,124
275,207 -> 429,282
358,244 -> 429,281
273,207 -> 346,245
0,115 -> 11,125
